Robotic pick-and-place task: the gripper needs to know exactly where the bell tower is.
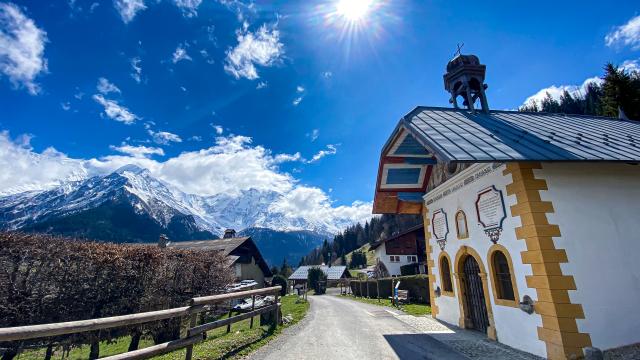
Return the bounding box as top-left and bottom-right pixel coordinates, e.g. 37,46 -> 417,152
443,52 -> 489,113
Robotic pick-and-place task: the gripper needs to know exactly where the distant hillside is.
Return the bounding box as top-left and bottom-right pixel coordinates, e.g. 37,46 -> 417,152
300,214 -> 422,266
332,243 -> 376,267
240,227 -> 327,268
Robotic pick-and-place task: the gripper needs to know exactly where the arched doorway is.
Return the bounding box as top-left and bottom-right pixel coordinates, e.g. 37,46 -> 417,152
461,255 -> 490,333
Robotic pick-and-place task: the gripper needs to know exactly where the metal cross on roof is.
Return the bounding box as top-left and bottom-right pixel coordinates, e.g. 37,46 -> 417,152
454,42 -> 464,57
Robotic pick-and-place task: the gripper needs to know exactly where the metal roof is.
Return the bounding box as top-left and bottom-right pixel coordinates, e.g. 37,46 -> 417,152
395,107 -> 640,162
288,266 -> 349,281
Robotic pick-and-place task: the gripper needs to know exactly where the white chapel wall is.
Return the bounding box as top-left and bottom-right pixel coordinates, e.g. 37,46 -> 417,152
540,162 -> 640,350
425,163 -> 546,357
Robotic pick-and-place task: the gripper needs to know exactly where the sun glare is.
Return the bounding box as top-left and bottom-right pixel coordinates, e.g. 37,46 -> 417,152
336,0 -> 374,22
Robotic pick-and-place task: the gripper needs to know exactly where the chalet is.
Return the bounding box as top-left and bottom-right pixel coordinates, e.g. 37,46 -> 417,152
288,265 -> 350,289
166,229 -> 272,287
370,224 -> 426,277
372,53 -> 640,359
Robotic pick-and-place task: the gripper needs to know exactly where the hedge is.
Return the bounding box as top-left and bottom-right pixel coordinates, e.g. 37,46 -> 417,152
0,232 -> 234,358
349,275 -> 430,304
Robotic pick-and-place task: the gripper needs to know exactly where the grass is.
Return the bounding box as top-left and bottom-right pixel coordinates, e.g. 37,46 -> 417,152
16,295 -> 309,360
339,294 -> 431,317
336,243 -> 376,268
17,336 -> 155,359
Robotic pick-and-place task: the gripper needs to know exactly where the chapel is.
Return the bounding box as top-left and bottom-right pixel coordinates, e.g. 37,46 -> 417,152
372,53 -> 640,359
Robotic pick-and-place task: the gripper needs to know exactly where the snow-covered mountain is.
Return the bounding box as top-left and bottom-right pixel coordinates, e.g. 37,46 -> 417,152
0,165 -> 353,264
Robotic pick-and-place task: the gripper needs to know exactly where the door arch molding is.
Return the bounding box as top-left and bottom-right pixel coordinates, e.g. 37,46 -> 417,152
453,245 -> 497,340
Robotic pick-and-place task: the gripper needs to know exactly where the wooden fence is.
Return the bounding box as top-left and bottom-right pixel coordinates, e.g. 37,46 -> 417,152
0,286 -> 282,360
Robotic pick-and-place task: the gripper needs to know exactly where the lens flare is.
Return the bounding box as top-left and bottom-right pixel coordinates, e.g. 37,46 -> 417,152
336,0 -> 374,22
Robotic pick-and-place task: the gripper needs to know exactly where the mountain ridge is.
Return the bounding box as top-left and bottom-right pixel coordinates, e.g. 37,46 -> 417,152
0,164 -> 347,266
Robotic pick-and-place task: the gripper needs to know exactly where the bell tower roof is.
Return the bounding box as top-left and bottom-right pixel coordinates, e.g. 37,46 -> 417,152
443,52 -> 489,113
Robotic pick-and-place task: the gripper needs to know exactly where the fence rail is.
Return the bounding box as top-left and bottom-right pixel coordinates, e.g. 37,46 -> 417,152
0,286 -> 282,360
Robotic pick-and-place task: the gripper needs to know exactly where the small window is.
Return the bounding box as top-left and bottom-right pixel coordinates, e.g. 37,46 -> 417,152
455,210 -> 468,239
440,256 -> 453,292
390,255 -> 400,263
493,251 -> 515,300
407,256 -> 416,262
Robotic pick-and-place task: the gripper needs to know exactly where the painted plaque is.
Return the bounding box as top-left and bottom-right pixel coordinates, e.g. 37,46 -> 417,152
431,209 -> 449,250
475,186 -> 506,243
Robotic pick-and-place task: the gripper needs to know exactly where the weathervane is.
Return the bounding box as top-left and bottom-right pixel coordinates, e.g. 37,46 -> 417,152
454,42 -> 464,57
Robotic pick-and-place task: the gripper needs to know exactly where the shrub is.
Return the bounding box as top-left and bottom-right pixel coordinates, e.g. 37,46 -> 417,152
271,275 -> 288,296
400,263 -> 419,276
0,232 -> 234,358
307,267 -> 327,295
349,275 -> 429,304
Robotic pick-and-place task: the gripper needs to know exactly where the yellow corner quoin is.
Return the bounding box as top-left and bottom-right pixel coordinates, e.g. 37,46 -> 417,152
422,207 -> 439,317
503,162 -> 591,360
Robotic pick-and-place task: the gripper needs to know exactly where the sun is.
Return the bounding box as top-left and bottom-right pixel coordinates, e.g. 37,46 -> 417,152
336,0 -> 374,22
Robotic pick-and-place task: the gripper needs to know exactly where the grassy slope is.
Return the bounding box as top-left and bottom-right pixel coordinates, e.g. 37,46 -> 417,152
339,294 -> 431,317
334,243 -> 377,274
18,295 -> 309,360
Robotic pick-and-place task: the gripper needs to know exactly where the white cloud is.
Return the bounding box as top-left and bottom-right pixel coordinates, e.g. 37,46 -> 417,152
149,130 -> 182,145
97,77 -> 121,94
296,85 -> 304,92
189,135 -> 202,141
308,144 -> 337,163
605,15 -> 640,50
61,102 -> 71,111
212,124 -> 224,135
0,131 -> 87,194
292,96 -> 303,106
0,2 -> 48,95
322,71 -> 332,79
173,0 -> 202,17
114,0 -> 146,24
110,144 -> 164,158
620,59 -> 640,73
273,152 -> 301,163
256,81 -> 267,89
93,94 -> 139,124
224,23 -> 284,80
172,43 -> 192,63
307,129 -> 319,142
521,76 -> 603,109
0,131 -> 371,230
130,57 -> 142,83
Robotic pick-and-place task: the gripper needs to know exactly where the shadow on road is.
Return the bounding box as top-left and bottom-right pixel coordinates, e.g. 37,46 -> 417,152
383,334 -> 470,360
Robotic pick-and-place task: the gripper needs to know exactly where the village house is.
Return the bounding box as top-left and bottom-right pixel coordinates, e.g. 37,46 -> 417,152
372,53 -> 640,359
288,265 -> 351,291
164,229 -> 272,287
370,224 -> 426,277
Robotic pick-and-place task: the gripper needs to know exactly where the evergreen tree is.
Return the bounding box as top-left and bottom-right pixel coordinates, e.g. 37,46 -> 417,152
519,61 -> 640,120
280,258 -> 293,278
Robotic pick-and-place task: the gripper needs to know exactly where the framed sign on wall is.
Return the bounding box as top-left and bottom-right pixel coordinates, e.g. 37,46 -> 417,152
431,208 -> 449,250
475,185 -> 507,243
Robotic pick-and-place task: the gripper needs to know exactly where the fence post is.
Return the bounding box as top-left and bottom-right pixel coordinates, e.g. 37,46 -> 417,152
249,295 -> 256,329
184,311 -> 198,360
274,293 -> 280,328
377,279 -> 380,303
226,301 -> 233,334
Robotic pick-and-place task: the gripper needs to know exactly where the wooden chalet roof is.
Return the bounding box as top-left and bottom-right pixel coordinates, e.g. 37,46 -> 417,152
168,237 -> 272,277
370,223 -> 424,251
373,106 -> 640,215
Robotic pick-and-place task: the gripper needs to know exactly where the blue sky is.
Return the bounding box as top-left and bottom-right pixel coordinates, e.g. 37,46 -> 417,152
0,0 -> 639,219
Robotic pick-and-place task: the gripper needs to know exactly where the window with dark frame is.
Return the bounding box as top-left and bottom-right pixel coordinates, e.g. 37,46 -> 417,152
440,256 -> 453,292
493,251 -> 515,300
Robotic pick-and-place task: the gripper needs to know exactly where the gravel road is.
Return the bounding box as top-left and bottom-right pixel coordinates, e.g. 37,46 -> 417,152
247,295 -> 470,360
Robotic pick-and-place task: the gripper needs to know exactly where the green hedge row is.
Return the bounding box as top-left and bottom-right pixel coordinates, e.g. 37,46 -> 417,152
349,275 -> 430,304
